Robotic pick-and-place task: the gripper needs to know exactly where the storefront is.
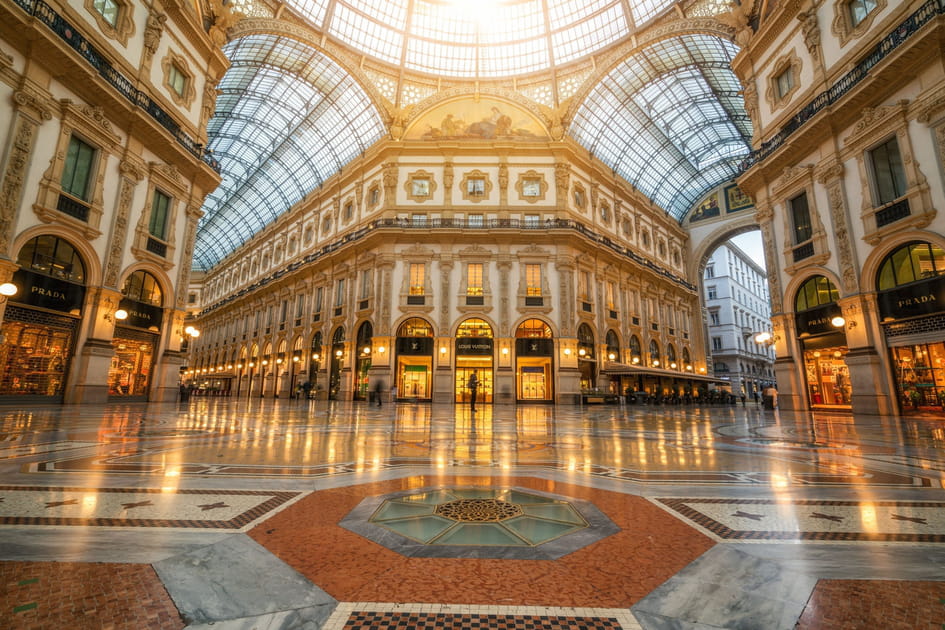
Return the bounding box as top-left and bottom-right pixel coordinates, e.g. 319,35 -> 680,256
395,318 -> 433,401
577,323 -> 596,390
515,319 -> 554,402
0,236 -> 87,401
354,322 -> 373,400
875,241 -> 945,415
455,318 -> 493,404
108,271 -> 164,401
794,275 -> 850,409
329,327 -> 345,400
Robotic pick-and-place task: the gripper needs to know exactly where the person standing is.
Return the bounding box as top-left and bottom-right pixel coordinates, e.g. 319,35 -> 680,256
468,370 -> 479,412
374,380 -> 384,407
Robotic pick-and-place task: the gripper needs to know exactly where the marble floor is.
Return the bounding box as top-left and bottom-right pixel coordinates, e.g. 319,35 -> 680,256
1,398 -> 944,629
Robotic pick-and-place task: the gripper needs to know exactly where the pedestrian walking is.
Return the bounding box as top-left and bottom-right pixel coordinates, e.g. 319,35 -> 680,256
467,370 -> 479,412
374,380 -> 384,407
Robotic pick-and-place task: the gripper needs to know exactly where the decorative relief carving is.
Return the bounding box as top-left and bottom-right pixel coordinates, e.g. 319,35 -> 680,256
104,175 -> 136,287
916,86 -> 945,125
12,89 -> 54,122
797,9 -> 821,56
773,163 -> 813,193
382,162 -> 398,208
200,80 -> 222,130
826,182 -> 858,293
716,0 -> 757,47
843,102 -> 908,147
554,162 -> 570,209
760,221 -> 782,313
143,9 -> 167,60
0,118 -> 36,251
439,259 -> 453,331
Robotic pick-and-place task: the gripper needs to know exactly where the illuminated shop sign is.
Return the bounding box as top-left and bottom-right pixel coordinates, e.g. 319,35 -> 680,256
11,269 -> 85,314
878,276 -> 945,320
455,338 -> 494,355
795,304 -> 842,337
515,338 -> 553,356
395,337 -> 433,355
118,299 -> 163,330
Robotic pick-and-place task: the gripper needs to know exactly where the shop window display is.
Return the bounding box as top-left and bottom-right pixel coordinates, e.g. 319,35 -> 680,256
891,343 -> 945,413
803,347 -> 851,406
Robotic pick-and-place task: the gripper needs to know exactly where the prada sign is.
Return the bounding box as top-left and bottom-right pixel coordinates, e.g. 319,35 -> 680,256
795,303 -> 842,337
878,275 -> 945,320
456,338 -> 494,355
515,338 -> 553,356
395,337 -> 433,355
119,298 -> 164,330
11,269 -> 85,314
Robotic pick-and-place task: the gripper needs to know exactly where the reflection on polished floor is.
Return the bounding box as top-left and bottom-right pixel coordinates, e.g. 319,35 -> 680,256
1,399 -> 944,629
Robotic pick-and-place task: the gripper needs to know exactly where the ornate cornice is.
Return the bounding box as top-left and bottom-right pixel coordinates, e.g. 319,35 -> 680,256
12,87 -> 54,122
843,101 -> 909,147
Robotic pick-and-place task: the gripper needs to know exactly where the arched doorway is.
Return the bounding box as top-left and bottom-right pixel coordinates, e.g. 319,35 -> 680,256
329,326 -> 345,400
455,318 -> 493,404
0,235 -> 87,401
875,241 -> 945,415
577,323 -> 596,390
309,332 -> 323,396
795,275 -> 850,408
395,317 -> 433,401
515,318 -> 553,402
109,270 -> 164,400
354,321 -> 373,400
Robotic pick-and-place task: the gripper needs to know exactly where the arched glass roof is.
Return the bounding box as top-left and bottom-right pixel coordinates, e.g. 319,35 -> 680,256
193,34 -> 386,270
280,0 -> 676,78
570,34 -> 751,221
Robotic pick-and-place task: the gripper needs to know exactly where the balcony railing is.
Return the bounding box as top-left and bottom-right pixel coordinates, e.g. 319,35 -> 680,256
742,0 -> 945,170
146,237 -> 167,257
56,193 -> 90,221
874,198 -> 911,227
11,0 -> 219,172
792,242 -> 814,263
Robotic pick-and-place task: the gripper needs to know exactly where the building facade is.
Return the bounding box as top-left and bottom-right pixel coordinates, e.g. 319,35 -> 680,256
0,0 -> 223,403
703,242 -> 775,398
184,123 -> 717,404
736,0 -> 945,416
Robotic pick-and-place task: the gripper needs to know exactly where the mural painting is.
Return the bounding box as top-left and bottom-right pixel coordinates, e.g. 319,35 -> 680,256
725,184 -> 753,212
689,192 -> 721,223
406,99 -> 548,142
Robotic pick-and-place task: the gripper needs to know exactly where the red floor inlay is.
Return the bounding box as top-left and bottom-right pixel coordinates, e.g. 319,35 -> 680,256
796,579 -> 945,630
0,561 -> 183,629
249,475 -> 714,608
343,611 -> 623,629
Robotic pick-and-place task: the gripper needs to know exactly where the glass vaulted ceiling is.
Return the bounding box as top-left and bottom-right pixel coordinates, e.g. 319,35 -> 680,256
283,0 -> 676,77
570,34 -> 751,220
193,34 -> 385,270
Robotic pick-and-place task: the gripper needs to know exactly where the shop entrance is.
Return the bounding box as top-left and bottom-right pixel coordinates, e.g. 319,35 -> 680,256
399,362 -> 430,399
455,362 -> 493,404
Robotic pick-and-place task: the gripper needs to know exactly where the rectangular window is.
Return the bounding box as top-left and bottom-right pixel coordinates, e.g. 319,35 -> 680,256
296,294 -> 305,318
869,137 -> 907,205
280,300 -> 288,323
578,271 -> 590,300
314,287 -> 323,313
522,178 -> 541,197
61,136 -> 96,201
525,264 -> 541,297
707,286 -> 717,300
93,0 -> 119,26
710,311 -> 720,326
789,192 -> 812,244
168,64 -> 187,97
705,266 -> 714,279
712,337 -> 723,351
409,263 -> 425,296
467,263 -> 483,296
360,269 -> 371,299
776,68 -> 793,99
606,282 -> 616,309
849,0 -> 877,26
149,190 -> 171,240
467,178 -> 485,196
335,278 -> 346,306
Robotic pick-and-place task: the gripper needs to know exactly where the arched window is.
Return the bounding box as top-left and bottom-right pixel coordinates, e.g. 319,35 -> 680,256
398,317 -> 433,337
577,323 -> 595,358
649,339 -> 660,366
356,321 -> 374,354
121,270 -> 163,306
682,347 -> 691,367
666,344 -> 677,368
605,329 -> 619,360
515,318 -> 552,338
795,275 -> 839,312
877,241 -> 945,290
457,318 -> 493,338
629,335 -> 642,362
16,235 -> 86,284
332,327 -> 345,344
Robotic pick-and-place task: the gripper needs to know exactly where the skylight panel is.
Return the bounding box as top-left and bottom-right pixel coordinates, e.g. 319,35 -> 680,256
479,40 -> 549,77
341,0 -> 407,28
479,2 -> 545,44
329,3 -> 404,64
411,2 -> 477,44
630,0 -> 674,26
551,4 -> 627,65
282,0 -> 330,26
406,39 -> 477,76
547,0 -> 615,25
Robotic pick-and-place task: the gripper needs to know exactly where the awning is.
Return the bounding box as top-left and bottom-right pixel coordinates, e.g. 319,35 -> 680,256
600,361 -> 727,384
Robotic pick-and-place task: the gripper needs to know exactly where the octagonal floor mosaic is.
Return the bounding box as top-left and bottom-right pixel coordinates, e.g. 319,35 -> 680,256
340,486 -> 620,559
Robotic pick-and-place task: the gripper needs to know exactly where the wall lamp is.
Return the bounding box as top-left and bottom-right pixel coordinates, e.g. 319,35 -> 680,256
184,325 -> 200,338
0,282 -> 17,303
563,348 -> 572,356
335,349 -> 343,357
831,316 -> 857,330
754,331 -> 778,345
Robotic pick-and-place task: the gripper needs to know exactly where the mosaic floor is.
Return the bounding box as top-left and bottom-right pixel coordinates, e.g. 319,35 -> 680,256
1,398 -> 944,629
